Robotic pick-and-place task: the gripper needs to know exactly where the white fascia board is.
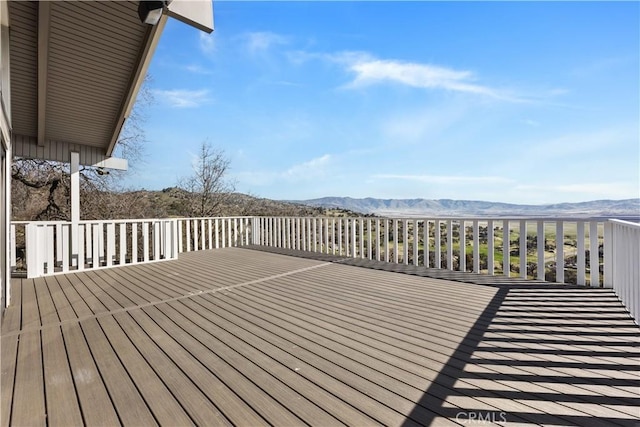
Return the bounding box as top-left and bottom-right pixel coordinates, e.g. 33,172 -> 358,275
91,156 -> 128,171
168,0 -> 214,33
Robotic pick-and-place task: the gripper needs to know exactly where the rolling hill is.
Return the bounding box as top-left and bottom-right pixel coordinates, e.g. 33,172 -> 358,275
289,197 -> 640,218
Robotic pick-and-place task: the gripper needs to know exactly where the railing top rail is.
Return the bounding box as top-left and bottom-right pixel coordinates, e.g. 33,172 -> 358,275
10,216 -> 255,226
254,215 -> 609,222
608,218 -> 640,229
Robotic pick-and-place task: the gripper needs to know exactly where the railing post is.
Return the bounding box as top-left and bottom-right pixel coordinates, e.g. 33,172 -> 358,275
119,223 -> 127,265
61,224 -> 70,273
208,219 -> 214,249
10,223 -> 16,270
487,220 -> 494,275
93,223 -> 101,267
45,226 -> 54,275
446,220 -> 452,270
556,221 -> 564,283
393,219 -> 398,264
367,219 -> 372,260
77,224 -> 85,271
503,220 -> 510,277
473,220 -> 479,273
590,221 -> 600,287
106,222 -> 115,267
435,220 -> 442,269
131,223 -> 138,263
604,221 -> 613,288
403,219 -> 409,265
459,220 -> 466,272
177,220 -> 183,253
25,224 -> 37,278
424,220 -> 430,268
577,221 -> 586,285
537,220 -> 545,281
519,220 -> 527,279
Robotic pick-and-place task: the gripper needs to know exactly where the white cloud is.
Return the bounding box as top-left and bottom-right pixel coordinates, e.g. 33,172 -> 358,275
380,104 -> 469,143
242,31 -> 288,54
303,50 -> 519,100
185,64 -> 212,75
373,174 -> 511,185
288,50 -> 528,101
522,125 -> 637,159
199,32 -> 215,54
515,182 -> 639,200
153,89 -> 210,108
522,119 -> 540,127
235,154 -> 332,187
284,154 -> 332,179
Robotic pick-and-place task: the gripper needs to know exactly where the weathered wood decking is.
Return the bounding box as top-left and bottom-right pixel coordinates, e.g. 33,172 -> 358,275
2,247 -> 639,426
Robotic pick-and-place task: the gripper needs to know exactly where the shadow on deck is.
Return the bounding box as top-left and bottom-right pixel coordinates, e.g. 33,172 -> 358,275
2,246 -> 639,426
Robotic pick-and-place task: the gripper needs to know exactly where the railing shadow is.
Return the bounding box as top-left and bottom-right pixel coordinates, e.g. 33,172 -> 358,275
245,245 -> 640,426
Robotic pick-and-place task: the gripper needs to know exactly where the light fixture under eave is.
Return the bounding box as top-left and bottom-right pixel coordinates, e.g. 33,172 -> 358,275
138,1 -> 172,26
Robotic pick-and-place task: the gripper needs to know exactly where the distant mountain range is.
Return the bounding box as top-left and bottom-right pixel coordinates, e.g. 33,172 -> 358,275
289,197 -> 640,218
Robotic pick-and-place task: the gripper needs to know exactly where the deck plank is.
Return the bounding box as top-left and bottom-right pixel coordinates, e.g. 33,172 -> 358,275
129,306 -> 269,427
147,303 -> 306,426
53,274 -> 93,319
1,279 -> 22,335
0,334 -> 18,427
19,279 -> 40,330
113,312 -> 233,426
97,316 -> 195,426
34,276 -> 59,326
41,326 -> 84,426
44,275 -> 77,323
11,330 -> 45,426
62,322 -> 121,426
158,300 -> 354,426
176,295 -> 459,426
3,247 -> 639,427
173,297 -> 386,427
60,270 -> 109,317
81,318 -> 158,426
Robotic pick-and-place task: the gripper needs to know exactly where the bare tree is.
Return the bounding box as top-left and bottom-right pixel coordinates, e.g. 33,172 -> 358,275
177,141 -> 235,217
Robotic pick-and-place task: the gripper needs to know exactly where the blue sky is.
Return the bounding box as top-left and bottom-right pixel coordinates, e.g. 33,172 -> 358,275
125,1 -> 640,204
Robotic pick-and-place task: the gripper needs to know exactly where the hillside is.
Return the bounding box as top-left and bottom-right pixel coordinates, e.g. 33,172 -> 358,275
290,197 -> 640,218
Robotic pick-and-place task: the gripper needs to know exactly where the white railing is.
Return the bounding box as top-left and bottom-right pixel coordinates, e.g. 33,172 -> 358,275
176,217 -> 255,253
254,217 -> 607,286
12,219 -> 179,278
10,217 -> 256,278
12,214 -> 639,325
604,219 -> 640,325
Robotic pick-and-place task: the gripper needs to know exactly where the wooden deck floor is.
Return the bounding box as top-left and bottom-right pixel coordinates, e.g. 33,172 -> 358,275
1,247 -> 639,426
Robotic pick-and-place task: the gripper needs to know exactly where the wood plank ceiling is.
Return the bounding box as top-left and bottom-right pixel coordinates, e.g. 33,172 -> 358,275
8,1 -> 152,157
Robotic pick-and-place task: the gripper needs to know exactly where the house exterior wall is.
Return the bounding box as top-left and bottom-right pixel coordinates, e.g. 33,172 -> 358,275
0,0 -> 10,312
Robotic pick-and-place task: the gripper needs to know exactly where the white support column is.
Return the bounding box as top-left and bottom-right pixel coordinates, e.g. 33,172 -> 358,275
70,151 -> 80,267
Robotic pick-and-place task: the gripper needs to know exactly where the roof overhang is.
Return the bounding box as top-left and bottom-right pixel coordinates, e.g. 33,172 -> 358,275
9,0 -> 213,166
